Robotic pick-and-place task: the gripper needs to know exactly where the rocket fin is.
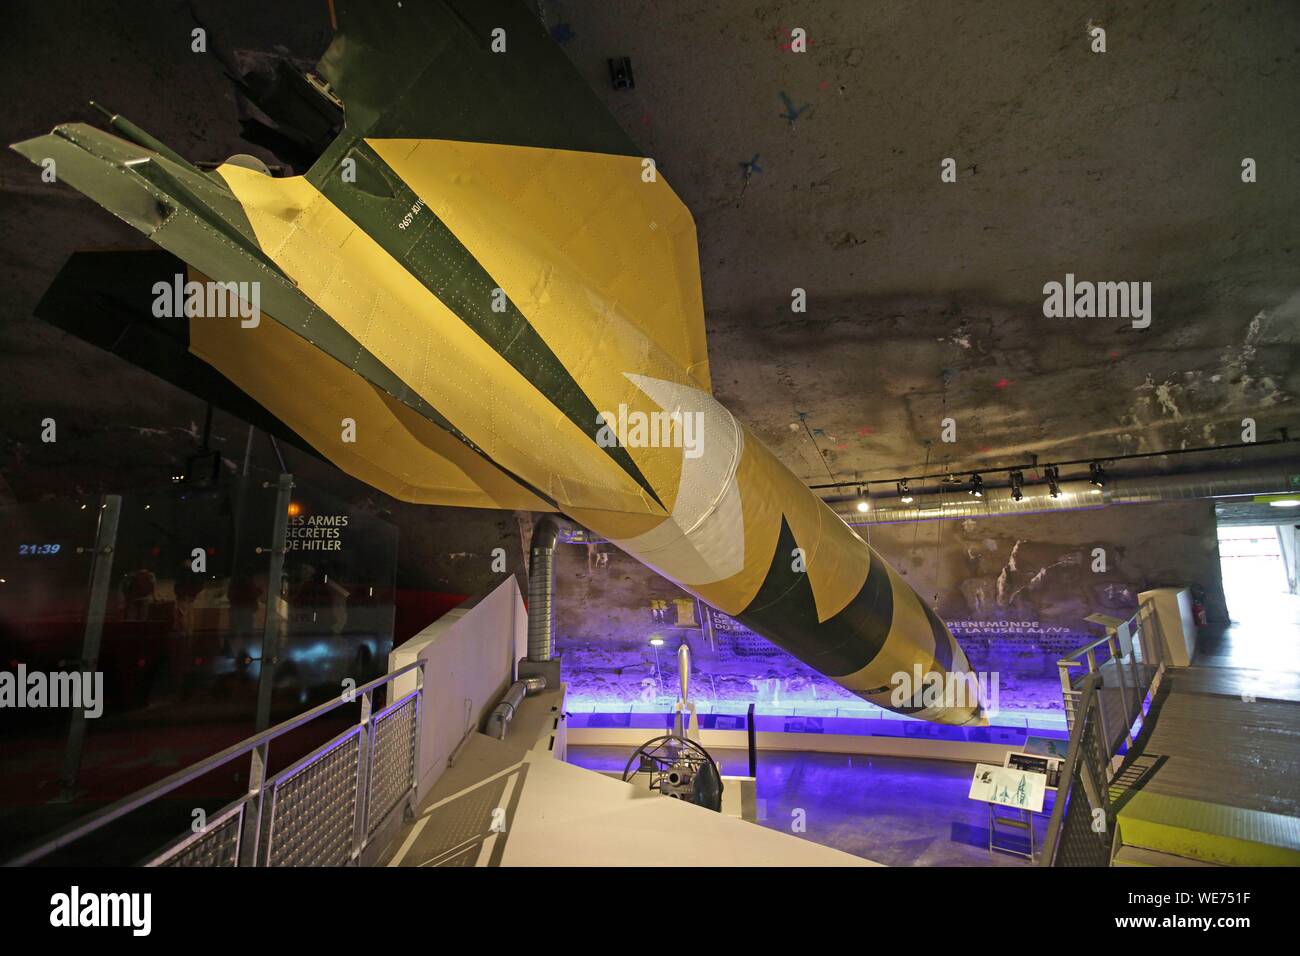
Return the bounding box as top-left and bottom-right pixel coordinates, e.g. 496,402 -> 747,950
185,266 -> 555,511
368,138 -> 712,393
311,0 -> 712,391
315,0 -> 638,156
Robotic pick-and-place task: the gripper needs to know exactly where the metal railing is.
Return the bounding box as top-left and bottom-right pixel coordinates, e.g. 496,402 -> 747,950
1056,599 -> 1166,751
1041,600 -> 1168,866
5,661 -> 424,867
1039,674 -> 1111,866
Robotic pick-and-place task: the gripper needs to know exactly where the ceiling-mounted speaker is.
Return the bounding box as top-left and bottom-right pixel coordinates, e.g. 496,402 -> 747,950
608,56 -> 635,91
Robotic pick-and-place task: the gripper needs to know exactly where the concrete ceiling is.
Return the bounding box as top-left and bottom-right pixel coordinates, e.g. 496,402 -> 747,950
553,0 -> 1300,485
1,0 -> 1298,507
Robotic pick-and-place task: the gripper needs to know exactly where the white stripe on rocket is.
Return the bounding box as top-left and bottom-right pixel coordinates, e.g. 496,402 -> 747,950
609,373 -> 747,586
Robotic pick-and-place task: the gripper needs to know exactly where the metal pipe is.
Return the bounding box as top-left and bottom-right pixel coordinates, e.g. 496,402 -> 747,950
59,494 -> 121,801
521,675 -> 547,695
485,675 -> 546,740
486,682 -> 527,740
829,463 -> 1300,526
746,702 -> 757,778
254,474 -> 294,733
673,641 -> 692,738
89,100 -> 206,175
527,515 -> 561,662
677,641 -> 691,704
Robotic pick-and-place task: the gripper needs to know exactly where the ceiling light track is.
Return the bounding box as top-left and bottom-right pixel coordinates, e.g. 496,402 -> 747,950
809,432 -> 1296,493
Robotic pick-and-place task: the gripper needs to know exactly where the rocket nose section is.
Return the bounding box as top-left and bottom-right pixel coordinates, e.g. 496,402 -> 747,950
900,662 -> 993,726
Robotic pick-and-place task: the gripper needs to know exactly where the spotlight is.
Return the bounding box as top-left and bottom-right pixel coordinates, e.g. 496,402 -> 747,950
1089,462 -> 1107,488
969,474 -> 984,498
855,486 -> 869,512
1045,466 -> 1062,498
649,637 -> 665,646
898,479 -> 913,504
1009,470 -> 1024,502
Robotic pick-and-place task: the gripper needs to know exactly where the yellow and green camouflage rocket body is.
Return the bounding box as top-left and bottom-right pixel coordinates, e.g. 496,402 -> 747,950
13,0 -> 983,724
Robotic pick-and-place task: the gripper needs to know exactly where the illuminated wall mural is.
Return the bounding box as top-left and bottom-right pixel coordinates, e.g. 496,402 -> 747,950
556,499 -> 1226,720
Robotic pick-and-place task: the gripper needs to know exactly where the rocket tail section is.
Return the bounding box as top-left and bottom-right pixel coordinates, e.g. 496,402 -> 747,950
11,0 -> 987,724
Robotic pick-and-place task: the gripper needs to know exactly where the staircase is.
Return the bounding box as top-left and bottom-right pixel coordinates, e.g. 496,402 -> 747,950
1042,605 -> 1300,867
1107,667 -> 1300,866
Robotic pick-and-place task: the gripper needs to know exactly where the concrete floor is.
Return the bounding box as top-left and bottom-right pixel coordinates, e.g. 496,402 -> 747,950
1105,583 -> 1300,862
1153,581 -> 1300,795
567,745 -> 1049,866
1200,587 -> 1300,673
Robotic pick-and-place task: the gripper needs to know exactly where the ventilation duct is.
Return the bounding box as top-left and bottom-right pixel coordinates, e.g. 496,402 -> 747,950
527,514 -> 561,662
829,462 -> 1300,526
485,675 -> 547,740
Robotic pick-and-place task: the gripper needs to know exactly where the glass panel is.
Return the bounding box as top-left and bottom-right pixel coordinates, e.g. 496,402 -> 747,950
0,467 -> 397,859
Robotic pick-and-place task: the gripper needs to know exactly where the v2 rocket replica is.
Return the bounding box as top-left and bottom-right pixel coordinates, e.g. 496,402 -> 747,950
14,0 -> 983,723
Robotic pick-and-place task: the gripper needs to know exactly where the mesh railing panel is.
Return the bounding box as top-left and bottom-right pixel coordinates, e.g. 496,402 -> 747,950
1096,683 -> 1132,753
1081,703 -> 1112,792
7,653 -> 425,868
267,729 -> 361,867
1053,783 -> 1111,866
155,805 -> 243,867
367,694 -> 418,835
1045,602 -> 1167,866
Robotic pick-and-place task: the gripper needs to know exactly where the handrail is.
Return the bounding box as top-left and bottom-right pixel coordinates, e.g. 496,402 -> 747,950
5,659 -> 424,867
1038,672 -> 1101,865
1056,632 -> 1114,668
1054,599 -> 1159,737
1040,597 -> 1169,865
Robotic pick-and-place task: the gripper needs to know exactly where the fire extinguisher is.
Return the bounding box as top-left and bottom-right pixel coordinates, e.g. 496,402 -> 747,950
1191,585 -> 1208,627
1192,598 -> 1207,626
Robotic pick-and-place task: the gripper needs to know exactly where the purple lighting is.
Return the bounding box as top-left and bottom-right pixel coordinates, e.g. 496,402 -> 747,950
557,607 -> 1072,736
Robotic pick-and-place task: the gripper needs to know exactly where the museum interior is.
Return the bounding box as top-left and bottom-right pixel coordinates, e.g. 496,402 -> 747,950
0,0 -> 1298,875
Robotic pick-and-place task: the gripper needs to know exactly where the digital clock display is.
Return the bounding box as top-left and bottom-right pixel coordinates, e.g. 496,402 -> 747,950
18,543 -> 62,556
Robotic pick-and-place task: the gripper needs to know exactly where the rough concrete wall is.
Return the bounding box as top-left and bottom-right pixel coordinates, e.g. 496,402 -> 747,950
553,500 -> 1226,715
867,500 -> 1228,628
866,500 -> 1227,710
0,0 -> 1285,600
557,0 -> 1300,482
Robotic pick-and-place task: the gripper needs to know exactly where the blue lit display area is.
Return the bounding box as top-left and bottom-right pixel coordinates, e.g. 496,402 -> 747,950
557,603 -> 1071,739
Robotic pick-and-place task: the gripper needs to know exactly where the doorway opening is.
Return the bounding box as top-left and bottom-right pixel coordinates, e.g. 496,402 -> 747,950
1216,523 -> 1298,625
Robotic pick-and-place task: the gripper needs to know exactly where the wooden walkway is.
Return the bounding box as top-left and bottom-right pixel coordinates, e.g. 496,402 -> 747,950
1113,622 -> 1300,864
1136,670 -> 1300,817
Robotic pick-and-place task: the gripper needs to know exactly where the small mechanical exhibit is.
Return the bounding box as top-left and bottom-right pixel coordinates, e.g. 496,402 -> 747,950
0,0 -> 1296,926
